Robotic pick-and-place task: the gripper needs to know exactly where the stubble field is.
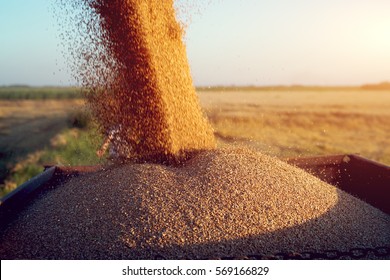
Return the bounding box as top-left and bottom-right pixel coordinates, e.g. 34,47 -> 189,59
199,88 -> 390,164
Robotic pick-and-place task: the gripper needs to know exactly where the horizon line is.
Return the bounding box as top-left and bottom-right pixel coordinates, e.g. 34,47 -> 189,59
1,81 -> 389,89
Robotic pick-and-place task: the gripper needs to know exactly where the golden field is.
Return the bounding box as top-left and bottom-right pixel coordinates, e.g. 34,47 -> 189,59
198,88 -> 390,165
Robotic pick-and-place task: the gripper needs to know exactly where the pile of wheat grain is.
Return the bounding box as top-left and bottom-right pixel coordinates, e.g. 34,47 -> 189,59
1,147 -> 388,259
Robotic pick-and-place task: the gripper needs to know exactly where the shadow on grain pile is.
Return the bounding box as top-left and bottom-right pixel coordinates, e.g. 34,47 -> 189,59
0,147 -> 389,259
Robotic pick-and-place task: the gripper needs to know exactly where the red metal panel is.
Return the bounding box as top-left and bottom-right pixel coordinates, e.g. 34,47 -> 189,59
286,154 -> 390,215
340,155 -> 390,215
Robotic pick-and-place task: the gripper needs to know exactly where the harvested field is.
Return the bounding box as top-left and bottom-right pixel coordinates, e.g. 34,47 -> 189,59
199,88 -> 390,165
1,148 -> 389,259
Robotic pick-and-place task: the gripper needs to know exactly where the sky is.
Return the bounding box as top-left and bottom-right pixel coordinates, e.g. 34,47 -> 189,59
0,0 -> 390,87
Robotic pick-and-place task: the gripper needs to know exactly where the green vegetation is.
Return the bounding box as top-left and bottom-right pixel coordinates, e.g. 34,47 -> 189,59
1,127 -> 105,197
67,107 -> 93,129
0,109 -> 105,198
1,84 -> 388,101
40,126 -> 104,166
4,163 -> 44,196
0,86 -> 82,100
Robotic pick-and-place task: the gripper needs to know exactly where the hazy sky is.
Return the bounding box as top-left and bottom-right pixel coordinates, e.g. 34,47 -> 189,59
1,0 -> 390,86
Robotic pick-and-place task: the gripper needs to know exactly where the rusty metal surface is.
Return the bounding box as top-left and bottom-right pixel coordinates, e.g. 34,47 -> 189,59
286,154 -> 390,215
339,155 -> 390,215
285,154 -> 346,187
